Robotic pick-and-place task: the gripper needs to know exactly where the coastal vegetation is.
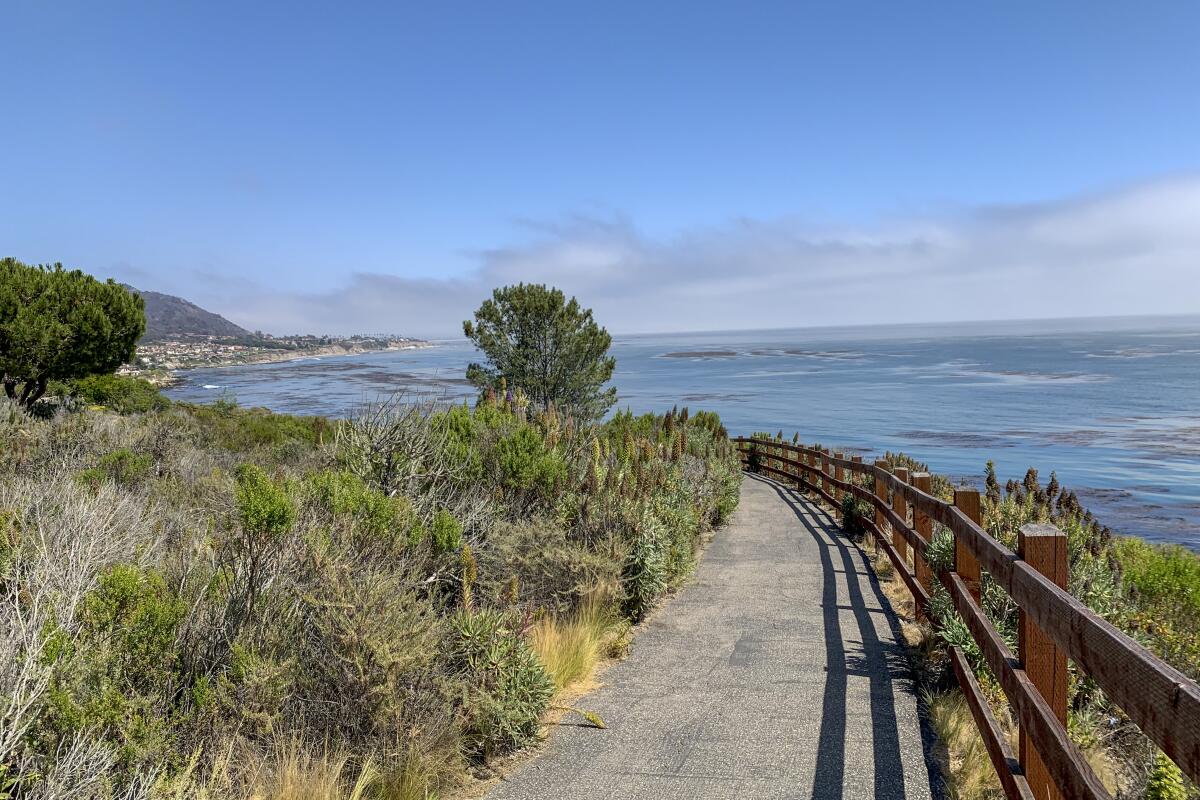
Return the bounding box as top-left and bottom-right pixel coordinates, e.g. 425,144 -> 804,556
0,382 -> 740,798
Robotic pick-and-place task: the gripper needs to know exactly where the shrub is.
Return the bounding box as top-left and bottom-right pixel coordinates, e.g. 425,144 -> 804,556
493,426 -> 566,497
77,448 -> 154,487
445,608 -> 555,759
433,403 -> 486,482
654,492 -> 700,584
283,551 -> 445,747
839,494 -> 872,539
477,518 -> 621,612
714,476 -> 740,525
622,512 -> 668,621
219,465 -> 296,646
429,509 -> 463,555
40,564 -> 185,770
1145,751 -> 1187,800
235,464 -> 295,537
181,402 -> 329,452
57,374 -> 169,415
1115,538 -> 1200,618
303,469 -> 417,546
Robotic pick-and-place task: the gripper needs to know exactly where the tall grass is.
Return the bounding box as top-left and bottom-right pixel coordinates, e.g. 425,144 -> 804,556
239,739 -> 376,800
529,597 -> 625,692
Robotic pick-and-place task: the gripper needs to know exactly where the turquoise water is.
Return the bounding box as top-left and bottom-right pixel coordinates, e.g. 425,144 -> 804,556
166,315 -> 1200,548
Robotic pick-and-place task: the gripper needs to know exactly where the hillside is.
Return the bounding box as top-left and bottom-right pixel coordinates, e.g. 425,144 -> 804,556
126,286 -> 250,340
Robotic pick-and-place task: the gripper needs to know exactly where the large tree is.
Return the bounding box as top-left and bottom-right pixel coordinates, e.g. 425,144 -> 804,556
463,284 -> 617,421
0,258 -> 145,407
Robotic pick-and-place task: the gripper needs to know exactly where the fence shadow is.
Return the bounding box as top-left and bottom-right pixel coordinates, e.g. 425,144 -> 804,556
747,473 -> 941,800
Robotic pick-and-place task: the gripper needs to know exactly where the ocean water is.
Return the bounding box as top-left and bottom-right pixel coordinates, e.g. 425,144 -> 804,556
165,315 -> 1200,548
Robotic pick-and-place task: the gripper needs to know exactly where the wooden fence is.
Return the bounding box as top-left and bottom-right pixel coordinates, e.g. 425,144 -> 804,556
734,435 -> 1200,800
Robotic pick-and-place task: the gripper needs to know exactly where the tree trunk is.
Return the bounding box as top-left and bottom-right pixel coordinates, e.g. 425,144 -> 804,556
16,376 -> 48,408
2,376 -> 16,400
23,378 -> 49,407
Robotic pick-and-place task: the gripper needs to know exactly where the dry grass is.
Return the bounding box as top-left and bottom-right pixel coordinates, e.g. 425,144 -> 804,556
865,544 -> 930,649
188,737 -> 451,800
529,596 -> 625,692
248,743 -> 375,800
190,738 -> 376,800
926,690 -> 1005,800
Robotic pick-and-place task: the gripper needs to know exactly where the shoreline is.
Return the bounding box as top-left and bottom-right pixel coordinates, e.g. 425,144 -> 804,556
133,341 -> 434,388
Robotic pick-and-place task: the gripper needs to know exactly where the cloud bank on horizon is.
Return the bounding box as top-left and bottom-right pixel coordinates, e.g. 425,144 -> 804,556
156,175 -> 1200,338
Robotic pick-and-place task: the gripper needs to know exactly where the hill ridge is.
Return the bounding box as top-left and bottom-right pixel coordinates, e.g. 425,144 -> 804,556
125,285 -> 250,340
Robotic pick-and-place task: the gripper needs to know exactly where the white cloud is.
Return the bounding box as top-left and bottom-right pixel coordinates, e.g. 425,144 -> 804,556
197,175 -> 1200,337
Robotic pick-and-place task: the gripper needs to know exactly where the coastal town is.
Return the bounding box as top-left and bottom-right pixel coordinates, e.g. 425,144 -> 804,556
120,333 -> 429,382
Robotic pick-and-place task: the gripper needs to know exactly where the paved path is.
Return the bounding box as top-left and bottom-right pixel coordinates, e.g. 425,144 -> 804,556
487,475 -> 940,799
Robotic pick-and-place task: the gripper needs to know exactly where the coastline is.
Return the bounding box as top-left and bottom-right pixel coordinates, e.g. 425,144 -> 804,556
135,340 -> 434,388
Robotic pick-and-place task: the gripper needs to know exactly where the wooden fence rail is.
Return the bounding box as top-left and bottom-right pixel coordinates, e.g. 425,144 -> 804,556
734,436 -> 1200,800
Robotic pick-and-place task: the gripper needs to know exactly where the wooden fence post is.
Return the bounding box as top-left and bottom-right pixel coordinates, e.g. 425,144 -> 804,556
911,472 -> 934,617
1018,523 -> 1069,800
833,452 -> 845,510
893,467 -> 909,565
873,460 -> 889,552
953,489 -> 982,603
821,452 -> 830,499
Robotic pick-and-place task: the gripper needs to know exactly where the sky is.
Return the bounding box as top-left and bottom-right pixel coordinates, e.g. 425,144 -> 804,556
2,1 -> 1198,337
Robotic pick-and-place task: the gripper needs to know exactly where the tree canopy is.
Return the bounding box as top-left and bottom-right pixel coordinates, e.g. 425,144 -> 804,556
0,258 -> 146,407
463,284 -> 616,421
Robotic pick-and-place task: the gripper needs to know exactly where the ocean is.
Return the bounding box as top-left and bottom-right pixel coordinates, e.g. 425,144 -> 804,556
165,315 -> 1200,549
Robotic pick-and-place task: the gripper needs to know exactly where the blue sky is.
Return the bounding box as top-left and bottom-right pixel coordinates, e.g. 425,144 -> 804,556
3,1 -> 1198,336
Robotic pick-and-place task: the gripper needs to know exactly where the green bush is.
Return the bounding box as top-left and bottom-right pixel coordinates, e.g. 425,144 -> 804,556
714,476 -> 740,525
1146,750 -> 1187,800
77,448 -> 154,487
304,469 -> 417,545
494,426 -> 566,497
654,492 -> 700,584
446,608 -> 555,758
434,403 -> 486,482
430,509 -> 463,554
181,402 -> 330,452
1115,538 -> 1200,617
41,564 -> 184,768
839,494 -> 872,539
56,374 -> 169,414
235,464 -> 295,537
622,512 -> 669,621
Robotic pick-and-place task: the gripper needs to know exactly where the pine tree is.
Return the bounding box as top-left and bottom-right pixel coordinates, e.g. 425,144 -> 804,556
463,284 -> 616,421
0,258 -> 145,407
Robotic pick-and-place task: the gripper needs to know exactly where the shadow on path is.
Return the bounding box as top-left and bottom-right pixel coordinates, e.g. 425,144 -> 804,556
749,473 -> 939,800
